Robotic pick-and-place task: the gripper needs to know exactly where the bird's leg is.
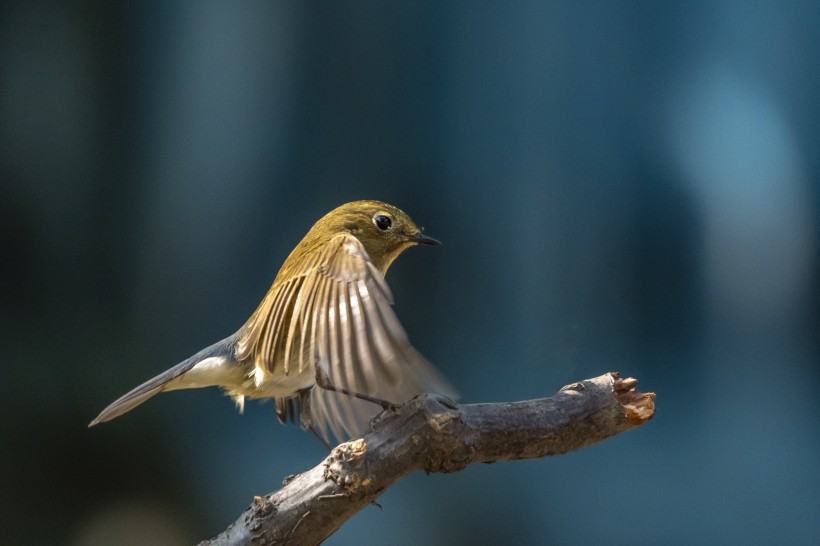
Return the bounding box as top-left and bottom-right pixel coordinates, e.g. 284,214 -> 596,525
314,366 -> 397,411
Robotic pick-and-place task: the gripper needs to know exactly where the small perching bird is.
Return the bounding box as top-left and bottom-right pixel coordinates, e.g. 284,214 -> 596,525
89,200 -> 455,444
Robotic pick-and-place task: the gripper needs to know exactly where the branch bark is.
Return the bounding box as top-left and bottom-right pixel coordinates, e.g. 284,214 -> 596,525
200,372 -> 655,546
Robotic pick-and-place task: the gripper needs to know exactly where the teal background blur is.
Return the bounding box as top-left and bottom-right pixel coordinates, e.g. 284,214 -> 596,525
3,1 -> 820,544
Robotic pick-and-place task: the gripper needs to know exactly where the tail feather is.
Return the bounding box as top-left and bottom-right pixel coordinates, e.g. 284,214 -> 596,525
88,381 -> 167,426
88,359 -> 191,426
88,336 -> 238,427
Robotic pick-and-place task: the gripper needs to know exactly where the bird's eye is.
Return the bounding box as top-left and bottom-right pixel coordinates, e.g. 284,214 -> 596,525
373,214 -> 392,231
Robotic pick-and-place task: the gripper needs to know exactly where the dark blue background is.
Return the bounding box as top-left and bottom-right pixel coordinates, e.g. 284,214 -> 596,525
2,1 -> 819,544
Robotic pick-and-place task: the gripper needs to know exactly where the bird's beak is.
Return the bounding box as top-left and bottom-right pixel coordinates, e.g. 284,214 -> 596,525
410,232 -> 441,246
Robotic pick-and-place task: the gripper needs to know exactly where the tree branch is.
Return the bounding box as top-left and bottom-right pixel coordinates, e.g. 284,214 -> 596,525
200,372 -> 655,546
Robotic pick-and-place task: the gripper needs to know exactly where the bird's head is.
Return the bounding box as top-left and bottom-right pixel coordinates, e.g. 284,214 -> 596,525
309,200 -> 440,274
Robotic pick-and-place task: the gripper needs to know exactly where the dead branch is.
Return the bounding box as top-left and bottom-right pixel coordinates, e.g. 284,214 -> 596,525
200,372 -> 655,546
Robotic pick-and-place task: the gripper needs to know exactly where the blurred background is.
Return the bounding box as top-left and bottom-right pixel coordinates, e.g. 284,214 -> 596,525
2,1 -> 820,544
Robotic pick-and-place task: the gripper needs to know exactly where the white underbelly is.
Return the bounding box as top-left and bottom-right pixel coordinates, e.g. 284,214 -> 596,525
249,363 -> 315,398
166,356 -> 315,399
165,356 -> 245,390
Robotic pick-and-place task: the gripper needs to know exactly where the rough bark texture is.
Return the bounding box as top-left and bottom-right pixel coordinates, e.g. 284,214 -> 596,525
201,372 -> 655,546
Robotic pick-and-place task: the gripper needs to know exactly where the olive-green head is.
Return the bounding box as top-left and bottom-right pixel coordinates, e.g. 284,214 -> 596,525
296,200 -> 440,275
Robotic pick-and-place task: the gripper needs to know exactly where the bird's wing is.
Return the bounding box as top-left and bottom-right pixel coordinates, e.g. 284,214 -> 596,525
236,233 -> 455,443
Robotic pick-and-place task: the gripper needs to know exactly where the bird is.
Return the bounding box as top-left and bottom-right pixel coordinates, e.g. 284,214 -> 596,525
89,200 -> 455,444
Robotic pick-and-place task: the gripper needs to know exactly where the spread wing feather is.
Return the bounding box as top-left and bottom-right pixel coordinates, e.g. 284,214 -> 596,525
236,233 -> 455,443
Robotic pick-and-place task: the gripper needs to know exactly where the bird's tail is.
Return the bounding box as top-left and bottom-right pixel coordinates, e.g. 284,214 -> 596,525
88,336 -> 239,427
